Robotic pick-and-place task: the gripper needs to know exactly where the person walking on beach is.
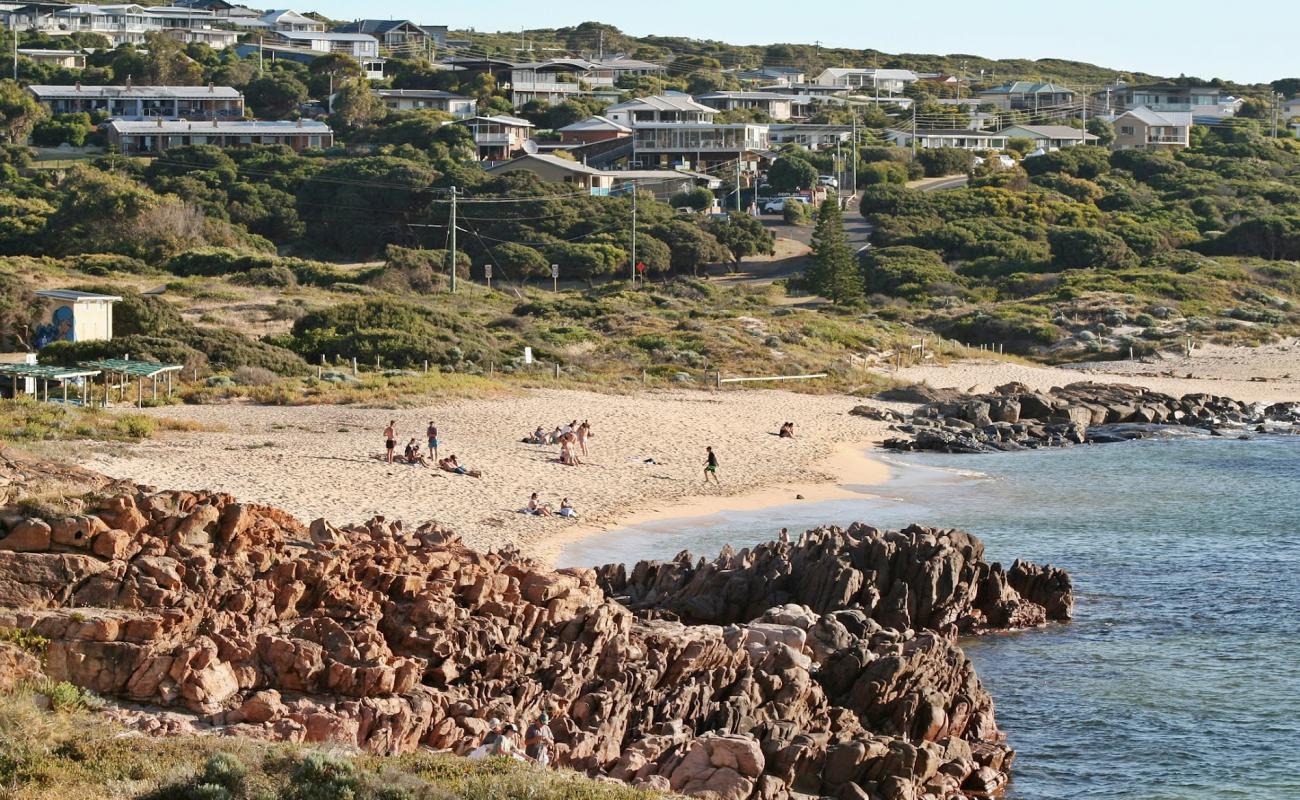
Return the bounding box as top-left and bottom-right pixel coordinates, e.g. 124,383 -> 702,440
426,421 -> 439,460
704,446 -> 719,484
384,420 -> 397,464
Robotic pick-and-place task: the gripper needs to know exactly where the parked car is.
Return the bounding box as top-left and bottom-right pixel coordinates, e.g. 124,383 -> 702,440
817,175 -> 838,188
761,197 -> 788,214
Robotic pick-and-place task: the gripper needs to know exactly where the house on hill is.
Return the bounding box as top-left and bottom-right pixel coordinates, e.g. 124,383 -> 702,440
453,115 -> 535,161
557,116 -> 632,145
332,19 -> 429,55
812,68 -> 918,95
1000,125 -> 1098,150
1111,107 -> 1192,150
978,81 -> 1075,111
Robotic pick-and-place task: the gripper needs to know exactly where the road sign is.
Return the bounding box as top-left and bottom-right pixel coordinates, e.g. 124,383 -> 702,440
484,264 -> 492,279
550,264 -> 559,279
635,261 -> 646,274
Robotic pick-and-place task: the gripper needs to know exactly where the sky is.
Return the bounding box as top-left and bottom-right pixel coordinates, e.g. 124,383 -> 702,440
308,0 -> 1297,85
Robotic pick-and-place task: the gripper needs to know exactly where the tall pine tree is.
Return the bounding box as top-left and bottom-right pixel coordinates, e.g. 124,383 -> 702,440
808,199 -> 862,304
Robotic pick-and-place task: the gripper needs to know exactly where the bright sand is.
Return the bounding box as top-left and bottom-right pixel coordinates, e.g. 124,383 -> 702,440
84,389 -> 898,563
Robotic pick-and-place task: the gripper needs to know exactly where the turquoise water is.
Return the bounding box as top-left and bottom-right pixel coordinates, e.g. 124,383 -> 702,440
557,435 -> 1300,800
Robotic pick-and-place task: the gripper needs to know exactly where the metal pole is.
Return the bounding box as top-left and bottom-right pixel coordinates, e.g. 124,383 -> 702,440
851,107 -> 857,194
449,186 -> 458,294
735,160 -> 741,212
630,187 -> 638,284
911,105 -> 917,158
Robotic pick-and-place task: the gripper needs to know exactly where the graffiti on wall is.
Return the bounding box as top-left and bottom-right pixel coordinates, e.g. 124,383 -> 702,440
33,305 -> 74,349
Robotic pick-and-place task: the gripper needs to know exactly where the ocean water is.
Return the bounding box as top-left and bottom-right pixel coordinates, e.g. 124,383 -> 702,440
557,435 -> 1300,800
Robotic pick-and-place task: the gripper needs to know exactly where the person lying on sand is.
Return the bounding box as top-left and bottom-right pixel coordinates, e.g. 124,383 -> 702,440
526,493 -> 552,516
524,426 -> 547,445
438,454 -> 482,478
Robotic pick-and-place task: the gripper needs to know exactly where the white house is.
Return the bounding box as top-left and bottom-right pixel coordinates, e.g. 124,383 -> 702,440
813,68 -> 918,95
374,89 -> 475,118
604,93 -> 717,126
695,91 -> 796,121
1111,107 -> 1193,150
1000,125 -> 1099,150
887,128 -> 1009,151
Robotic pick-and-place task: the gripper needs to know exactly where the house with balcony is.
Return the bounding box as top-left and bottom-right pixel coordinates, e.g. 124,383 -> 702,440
332,19 -> 428,56
696,91 -> 796,121
453,115 -> 535,162
1283,96 -> 1300,121
374,89 -> 475,118
886,128 -> 1009,151
631,123 -> 769,172
508,58 -> 632,107
16,49 -> 86,69
605,93 -> 717,126
235,38 -> 385,79
767,123 -> 851,149
978,81 -> 1075,112
1000,125 -> 1098,150
1098,83 -> 1242,120
557,115 -> 632,145
28,83 -> 244,119
7,3 -> 238,48
231,8 -> 324,32
736,66 -> 806,86
812,68 -> 918,95
106,118 -> 333,153
1112,107 -> 1192,151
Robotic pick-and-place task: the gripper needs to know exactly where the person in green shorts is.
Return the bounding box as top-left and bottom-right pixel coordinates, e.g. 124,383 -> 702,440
704,446 -> 719,484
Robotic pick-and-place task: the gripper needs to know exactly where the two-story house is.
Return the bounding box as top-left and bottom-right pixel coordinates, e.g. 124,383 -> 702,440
106,118 -> 333,153
607,94 -> 768,172
374,89 -> 475,118
736,66 -> 806,86
508,58 -> 635,107
332,19 -> 428,56
28,83 -> 245,119
232,9 -> 324,32
6,3 -> 238,48
1098,83 -> 1242,120
453,115 -> 535,162
557,116 -> 632,145
978,81 -> 1075,112
812,68 -> 918,96
1111,107 -> 1193,151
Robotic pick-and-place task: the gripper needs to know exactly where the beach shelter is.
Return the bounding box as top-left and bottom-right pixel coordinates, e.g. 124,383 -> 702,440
0,362 -> 102,404
80,359 -> 184,407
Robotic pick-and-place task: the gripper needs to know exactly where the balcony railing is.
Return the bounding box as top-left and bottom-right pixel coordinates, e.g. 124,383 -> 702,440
474,133 -> 512,145
1147,135 -> 1187,144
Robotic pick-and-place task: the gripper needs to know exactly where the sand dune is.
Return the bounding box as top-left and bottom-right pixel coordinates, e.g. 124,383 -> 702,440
84,389 -> 895,562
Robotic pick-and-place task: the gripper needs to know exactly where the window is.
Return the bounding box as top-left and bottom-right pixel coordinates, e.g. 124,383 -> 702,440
1120,126 -> 1134,135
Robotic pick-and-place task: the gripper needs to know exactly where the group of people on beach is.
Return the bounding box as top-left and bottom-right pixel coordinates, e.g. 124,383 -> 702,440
525,493 -> 577,518
468,712 -> 555,765
524,419 -> 592,467
383,420 -> 482,478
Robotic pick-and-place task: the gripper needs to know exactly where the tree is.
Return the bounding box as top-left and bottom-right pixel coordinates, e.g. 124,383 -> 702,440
669,187 -> 716,212
646,219 -> 727,276
329,78 -> 384,131
308,52 -> 363,99
0,79 -> 47,143
767,155 -> 818,193
141,32 -> 202,85
806,199 -> 861,303
245,73 -> 308,119
861,245 -> 953,299
1047,226 -> 1137,269
916,147 -> 972,177
1086,117 -> 1116,147
705,213 -> 775,271
296,156 -> 438,257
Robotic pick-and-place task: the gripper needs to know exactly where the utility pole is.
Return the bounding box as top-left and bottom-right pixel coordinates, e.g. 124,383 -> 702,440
630,187 -> 638,284
12,24 -> 17,81
258,35 -> 263,74
449,186 -> 458,294
735,160 -> 741,212
850,107 -> 857,196
911,104 -> 917,158
1080,85 -> 1087,147
1272,93 -> 1280,138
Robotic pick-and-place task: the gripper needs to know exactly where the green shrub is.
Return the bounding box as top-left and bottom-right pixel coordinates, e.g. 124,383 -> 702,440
0,627 -> 49,653
288,752 -> 357,800
916,147 -> 972,178
782,200 -> 812,225
861,245 -> 955,299
1048,226 -> 1137,270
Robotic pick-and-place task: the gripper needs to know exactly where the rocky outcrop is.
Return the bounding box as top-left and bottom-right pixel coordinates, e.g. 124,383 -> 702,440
0,477 -> 1072,800
882,381 -> 1300,453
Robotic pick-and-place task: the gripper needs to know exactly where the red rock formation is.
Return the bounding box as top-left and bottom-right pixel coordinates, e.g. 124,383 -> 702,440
0,478 -> 1072,800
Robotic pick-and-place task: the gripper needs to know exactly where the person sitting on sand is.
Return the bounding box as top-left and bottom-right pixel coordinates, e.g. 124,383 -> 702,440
439,454 -> 482,478
528,426 -> 547,444
704,446 -> 719,484
548,426 -> 564,445
384,420 -> 397,463
558,498 -> 578,518
779,421 -> 795,438
527,493 -> 552,516
403,438 -> 431,467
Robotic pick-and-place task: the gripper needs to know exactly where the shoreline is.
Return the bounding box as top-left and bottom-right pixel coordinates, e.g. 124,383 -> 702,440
535,439 -> 893,564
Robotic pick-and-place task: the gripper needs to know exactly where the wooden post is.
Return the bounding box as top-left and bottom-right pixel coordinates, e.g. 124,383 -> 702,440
62,381 -> 67,404
715,370 -> 722,389
136,378 -> 142,408
352,357 -> 357,377
317,365 -> 322,379
423,360 -> 428,373
167,371 -> 173,398
376,355 -> 381,370
642,369 -> 646,385
554,363 -> 560,379
152,375 -> 157,401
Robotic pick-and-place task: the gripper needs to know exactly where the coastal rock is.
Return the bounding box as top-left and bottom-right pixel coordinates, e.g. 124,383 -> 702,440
0,461 -> 1073,799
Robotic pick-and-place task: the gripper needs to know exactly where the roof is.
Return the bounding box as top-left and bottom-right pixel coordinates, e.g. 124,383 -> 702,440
486,153 -> 607,176
593,58 -> 664,71
332,19 -> 421,35
274,30 -> 376,42
1118,107 -> 1193,127
606,93 -> 714,114
457,115 -> 534,128
107,119 -> 333,134
375,89 -> 470,100
0,363 -> 101,381
1001,125 -> 1099,140
819,67 -> 918,80
905,128 -> 1008,136
28,84 -> 242,100
259,8 -> 317,23
35,289 -> 122,302
697,91 -> 798,101
557,115 -> 632,133
82,358 -> 183,377
513,57 -> 601,71
981,81 -> 1073,95
17,49 -> 84,56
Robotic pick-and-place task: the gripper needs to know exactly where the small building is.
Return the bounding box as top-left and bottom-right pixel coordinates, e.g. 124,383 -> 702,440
1000,125 -> 1098,150
696,91 -> 796,121
887,128 -> 1009,151
736,66 -> 806,86
27,83 -> 244,119
631,122 -> 770,171
604,168 -> 721,201
1283,97 -> 1300,121
32,289 -> 121,348
235,41 -> 385,80
106,118 -> 333,153
453,115 -> 535,161
557,115 -> 632,145
486,153 -> 615,195
605,93 -> 717,126
232,8 -> 325,32
767,123 -> 851,149
374,89 -> 475,118
16,48 -> 86,69
1111,107 -> 1193,151
978,81 -> 1075,112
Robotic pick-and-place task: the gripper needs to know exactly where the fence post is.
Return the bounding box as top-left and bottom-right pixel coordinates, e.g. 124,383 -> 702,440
554,363 -> 560,379
715,370 -> 722,389
423,360 -> 428,373
352,357 -> 357,376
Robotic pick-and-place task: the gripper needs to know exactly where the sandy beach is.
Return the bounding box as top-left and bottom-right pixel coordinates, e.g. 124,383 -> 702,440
888,341 -> 1300,405
83,389 -> 897,562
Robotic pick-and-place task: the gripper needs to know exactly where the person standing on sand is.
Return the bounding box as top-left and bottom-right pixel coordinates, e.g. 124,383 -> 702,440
384,420 -> 397,463
426,421 -> 439,460
704,446 -> 719,484
576,421 -> 591,457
